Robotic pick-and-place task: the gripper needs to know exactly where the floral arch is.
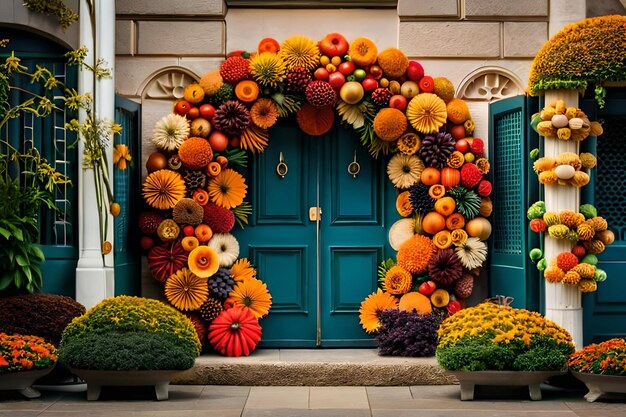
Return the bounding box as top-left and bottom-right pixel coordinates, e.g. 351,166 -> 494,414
138,33 -> 494,356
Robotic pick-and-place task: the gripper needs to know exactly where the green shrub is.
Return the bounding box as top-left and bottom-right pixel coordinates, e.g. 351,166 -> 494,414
0,293 -> 85,345
59,296 -> 200,371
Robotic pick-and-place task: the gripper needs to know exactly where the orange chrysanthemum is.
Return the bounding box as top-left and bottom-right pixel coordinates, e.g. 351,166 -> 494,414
348,37 -> 378,68
373,108 -> 407,142
230,258 -> 257,283
384,266 -> 413,295
142,169 -> 186,210
396,234 -> 434,274
164,268 -> 209,311
376,48 -> 409,79
250,98 -> 279,129
359,289 -> 398,333
225,277 -> 272,319
178,137 -> 213,170
188,245 -> 220,278
208,168 -> 248,209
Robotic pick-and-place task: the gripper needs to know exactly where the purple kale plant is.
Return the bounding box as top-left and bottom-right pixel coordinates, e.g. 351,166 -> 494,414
376,309 -> 441,357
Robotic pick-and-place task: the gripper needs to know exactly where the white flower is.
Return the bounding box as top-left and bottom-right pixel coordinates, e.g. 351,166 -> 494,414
208,233 -> 240,267
455,237 -> 488,270
152,113 -> 190,151
387,154 -> 424,189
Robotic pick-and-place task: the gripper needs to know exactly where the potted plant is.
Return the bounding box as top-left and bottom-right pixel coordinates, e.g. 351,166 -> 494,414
58,295 -> 201,400
436,300 -> 575,400
0,332 -> 58,398
568,338 -> 626,402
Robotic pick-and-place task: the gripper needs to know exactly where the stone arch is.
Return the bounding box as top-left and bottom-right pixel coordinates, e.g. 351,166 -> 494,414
139,67 -> 200,100
456,67 -> 525,102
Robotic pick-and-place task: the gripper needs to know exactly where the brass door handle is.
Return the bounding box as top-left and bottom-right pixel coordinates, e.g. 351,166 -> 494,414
309,206 -> 322,221
276,151 -> 288,178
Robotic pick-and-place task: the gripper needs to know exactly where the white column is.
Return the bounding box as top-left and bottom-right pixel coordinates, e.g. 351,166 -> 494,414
75,0 -> 115,309
549,0 -> 586,37
543,89 -> 582,348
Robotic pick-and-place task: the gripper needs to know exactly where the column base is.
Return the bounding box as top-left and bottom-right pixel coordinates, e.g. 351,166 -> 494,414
546,307 -> 583,348
76,266 -> 114,309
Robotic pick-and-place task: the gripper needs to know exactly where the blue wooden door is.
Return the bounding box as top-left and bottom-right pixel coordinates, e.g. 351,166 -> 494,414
235,123 -> 390,347
488,95 -> 541,310
581,93 -> 626,344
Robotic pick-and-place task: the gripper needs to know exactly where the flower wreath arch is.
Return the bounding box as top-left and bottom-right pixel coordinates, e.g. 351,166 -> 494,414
140,33 -> 494,356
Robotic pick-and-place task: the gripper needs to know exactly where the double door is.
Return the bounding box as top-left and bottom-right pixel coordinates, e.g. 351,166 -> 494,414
235,123 -> 394,347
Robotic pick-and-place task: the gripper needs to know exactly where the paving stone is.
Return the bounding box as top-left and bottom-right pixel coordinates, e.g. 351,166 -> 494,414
244,410 -> 370,417
309,387 -> 369,409
245,386 -> 309,409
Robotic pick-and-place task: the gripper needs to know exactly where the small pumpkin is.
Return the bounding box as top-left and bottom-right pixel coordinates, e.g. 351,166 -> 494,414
440,167 -> 460,189
235,80 -> 260,103
188,245 -> 220,278
398,292 -> 432,315
207,306 -> 262,357
183,83 -> 205,104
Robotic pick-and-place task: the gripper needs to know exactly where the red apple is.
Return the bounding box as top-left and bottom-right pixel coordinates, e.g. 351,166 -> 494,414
338,60 -> 355,76
174,100 -> 191,115
183,225 -> 195,236
368,65 -> 383,80
318,32 -> 349,57
450,124 -> 466,140
418,281 -> 437,296
140,236 -> 154,251
209,131 -> 229,152
455,138 -> 469,153
328,71 -> 346,89
314,67 -> 329,81
419,76 -> 434,93
361,76 -> 378,92
388,94 -> 407,111
187,107 -> 200,120
406,61 -> 424,82
229,136 -> 240,147
199,103 -> 215,119
447,300 -> 462,315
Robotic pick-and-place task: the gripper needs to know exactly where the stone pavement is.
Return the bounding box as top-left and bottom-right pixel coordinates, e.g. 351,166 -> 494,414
2,384 -> 626,417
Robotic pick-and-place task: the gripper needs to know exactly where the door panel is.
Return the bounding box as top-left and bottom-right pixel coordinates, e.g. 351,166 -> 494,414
235,123 -> 389,346
236,123 -> 318,347
580,97 -> 626,343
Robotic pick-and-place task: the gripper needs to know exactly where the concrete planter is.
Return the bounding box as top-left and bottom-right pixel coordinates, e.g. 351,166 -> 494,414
0,367 -> 55,398
69,368 -> 185,401
446,370 -> 565,400
571,371 -> 626,402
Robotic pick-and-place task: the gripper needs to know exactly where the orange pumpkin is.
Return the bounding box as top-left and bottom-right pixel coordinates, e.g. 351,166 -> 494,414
441,167 -> 461,188
398,292 -> 432,315
258,37 -> 280,54
465,217 -> 492,241
208,306 -> 262,357
235,80 -> 260,103
420,167 -> 441,186
422,211 -> 446,235
188,245 -> 220,278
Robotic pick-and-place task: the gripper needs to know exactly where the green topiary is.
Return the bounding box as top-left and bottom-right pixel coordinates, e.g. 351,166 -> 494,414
579,204 -> 598,220
59,296 -> 200,371
436,302 -> 574,372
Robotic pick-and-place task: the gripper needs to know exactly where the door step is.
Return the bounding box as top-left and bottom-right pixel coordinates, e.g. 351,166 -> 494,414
172,349 -> 456,386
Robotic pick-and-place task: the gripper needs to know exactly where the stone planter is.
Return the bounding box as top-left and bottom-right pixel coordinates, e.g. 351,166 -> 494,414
69,369 -> 185,400
571,371 -> 626,402
0,367 -> 55,398
446,370 -> 566,400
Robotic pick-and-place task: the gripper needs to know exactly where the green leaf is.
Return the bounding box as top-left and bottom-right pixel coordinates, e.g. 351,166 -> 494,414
29,245 -> 45,262
21,265 -> 33,282
16,253 -> 29,267
7,224 -> 23,241
14,269 -> 23,288
0,226 -> 10,239
0,274 -> 12,290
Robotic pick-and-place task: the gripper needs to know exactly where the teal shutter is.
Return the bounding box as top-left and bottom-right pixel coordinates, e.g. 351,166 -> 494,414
0,28 -> 79,295
113,95 -> 142,296
488,95 -> 540,310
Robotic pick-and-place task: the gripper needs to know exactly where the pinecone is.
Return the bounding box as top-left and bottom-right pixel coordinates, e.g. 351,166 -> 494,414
305,81 -> 336,107
371,88 -> 392,108
208,268 -> 235,300
286,66 -> 311,93
206,83 -> 234,106
420,132 -> 455,168
454,273 -> 474,299
408,183 -> 435,215
199,297 -> 223,322
213,100 -> 250,136
184,170 -> 207,196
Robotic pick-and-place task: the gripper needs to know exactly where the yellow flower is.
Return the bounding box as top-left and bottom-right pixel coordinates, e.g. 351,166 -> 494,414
113,144 -> 131,170
5,51 -> 27,72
